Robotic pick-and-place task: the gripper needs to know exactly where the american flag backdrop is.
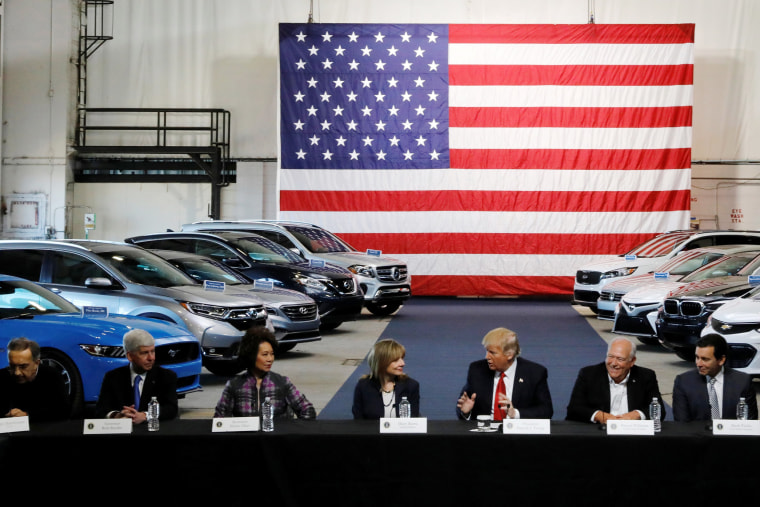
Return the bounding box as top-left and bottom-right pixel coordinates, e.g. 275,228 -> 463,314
278,23 -> 694,296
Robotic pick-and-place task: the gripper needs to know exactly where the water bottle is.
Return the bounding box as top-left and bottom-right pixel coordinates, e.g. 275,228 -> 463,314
398,396 -> 411,418
262,396 -> 274,432
737,397 -> 749,420
648,397 -> 661,433
147,396 -> 160,432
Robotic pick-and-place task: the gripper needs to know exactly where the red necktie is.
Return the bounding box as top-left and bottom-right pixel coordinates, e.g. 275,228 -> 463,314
494,372 -> 506,421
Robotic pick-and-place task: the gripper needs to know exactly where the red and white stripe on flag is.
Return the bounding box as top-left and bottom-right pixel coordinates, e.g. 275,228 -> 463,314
279,24 -> 694,296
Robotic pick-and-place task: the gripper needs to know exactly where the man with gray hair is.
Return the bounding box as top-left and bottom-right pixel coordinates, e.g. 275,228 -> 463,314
566,337 -> 665,423
1,337 -> 70,422
95,329 -> 178,423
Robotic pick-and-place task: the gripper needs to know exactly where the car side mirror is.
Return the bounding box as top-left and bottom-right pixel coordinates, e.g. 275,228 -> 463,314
222,257 -> 247,268
84,277 -> 115,288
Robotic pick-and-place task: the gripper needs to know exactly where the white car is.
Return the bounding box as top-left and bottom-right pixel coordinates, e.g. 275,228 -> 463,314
612,250 -> 760,344
596,245 -> 760,320
701,287 -> 760,376
574,230 -> 760,312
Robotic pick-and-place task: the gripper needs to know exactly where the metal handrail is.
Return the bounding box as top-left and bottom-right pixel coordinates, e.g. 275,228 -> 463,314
76,107 -> 231,160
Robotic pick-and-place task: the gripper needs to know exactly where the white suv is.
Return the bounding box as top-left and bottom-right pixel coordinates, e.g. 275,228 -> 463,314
182,220 -> 411,315
574,230 -> 760,312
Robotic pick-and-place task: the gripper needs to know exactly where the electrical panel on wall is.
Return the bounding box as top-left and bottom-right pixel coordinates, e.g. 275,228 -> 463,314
1,193 -> 47,239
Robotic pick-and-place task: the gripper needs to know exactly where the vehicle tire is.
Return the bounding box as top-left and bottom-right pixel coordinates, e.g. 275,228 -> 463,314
41,349 -> 84,418
319,321 -> 342,331
366,302 -> 402,316
674,347 -> 696,361
636,336 -> 660,346
278,343 -> 297,353
204,361 -> 243,377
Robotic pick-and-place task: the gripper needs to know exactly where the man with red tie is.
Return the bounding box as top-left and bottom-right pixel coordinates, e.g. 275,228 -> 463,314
456,327 -> 553,420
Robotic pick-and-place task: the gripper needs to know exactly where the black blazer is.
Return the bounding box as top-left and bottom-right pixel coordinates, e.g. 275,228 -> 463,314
352,376 -> 420,419
565,363 -> 665,422
95,364 -> 178,420
672,367 -> 758,422
456,357 -> 553,419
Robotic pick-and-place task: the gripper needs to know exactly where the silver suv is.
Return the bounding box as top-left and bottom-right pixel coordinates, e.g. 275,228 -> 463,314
182,220 -> 412,315
0,240 -> 270,376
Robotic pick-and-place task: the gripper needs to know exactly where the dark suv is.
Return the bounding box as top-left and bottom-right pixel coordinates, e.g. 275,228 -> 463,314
125,231 -> 364,330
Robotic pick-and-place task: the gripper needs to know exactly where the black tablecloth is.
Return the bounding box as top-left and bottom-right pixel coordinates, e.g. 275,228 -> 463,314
0,419 -> 754,506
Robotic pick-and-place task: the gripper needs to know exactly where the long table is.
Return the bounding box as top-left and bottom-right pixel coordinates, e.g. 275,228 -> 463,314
1,419 -> 755,506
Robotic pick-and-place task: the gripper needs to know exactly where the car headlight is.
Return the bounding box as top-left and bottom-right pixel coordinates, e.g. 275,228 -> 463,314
293,272 -> 329,291
601,267 -> 637,280
79,344 -> 126,358
348,264 -> 375,278
180,301 -> 229,319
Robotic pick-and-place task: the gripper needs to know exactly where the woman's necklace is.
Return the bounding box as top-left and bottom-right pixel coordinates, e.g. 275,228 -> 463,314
381,380 -> 395,407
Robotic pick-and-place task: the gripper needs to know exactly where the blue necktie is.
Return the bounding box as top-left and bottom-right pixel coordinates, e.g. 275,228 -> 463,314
134,375 -> 142,409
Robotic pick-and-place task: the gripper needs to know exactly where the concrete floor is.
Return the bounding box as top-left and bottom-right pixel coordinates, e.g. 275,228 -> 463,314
178,301 -> 713,419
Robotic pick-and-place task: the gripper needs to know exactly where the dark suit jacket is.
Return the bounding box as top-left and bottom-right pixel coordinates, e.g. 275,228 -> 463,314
457,358 -> 553,419
565,363 -> 665,422
0,364 -> 70,422
352,376 -> 420,419
95,365 -> 178,420
672,367 -> 758,422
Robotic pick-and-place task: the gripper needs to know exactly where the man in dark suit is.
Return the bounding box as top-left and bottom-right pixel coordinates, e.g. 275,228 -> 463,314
96,329 -> 178,423
673,333 -> 758,422
566,337 -> 665,423
456,327 -> 553,420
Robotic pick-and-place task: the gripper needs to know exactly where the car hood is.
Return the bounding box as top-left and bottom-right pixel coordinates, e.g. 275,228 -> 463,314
220,285 -> 314,305
668,280 -> 753,300
0,313 -> 197,344
144,284 -> 265,307
577,256 -> 663,273
710,297 -> 760,324
316,251 -> 406,266
621,280 -> 686,304
603,273 -> 684,293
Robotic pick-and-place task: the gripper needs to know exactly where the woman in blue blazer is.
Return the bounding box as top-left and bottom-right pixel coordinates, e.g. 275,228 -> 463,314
352,339 -> 420,419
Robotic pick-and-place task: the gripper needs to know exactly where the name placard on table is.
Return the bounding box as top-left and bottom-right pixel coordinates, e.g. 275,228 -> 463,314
212,417 -> 261,433
712,419 -> 760,436
83,419 -> 132,434
606,419 -> 654,435
502,419 -> 551,434
379,417 -> 427,433
0,416 -> 30,434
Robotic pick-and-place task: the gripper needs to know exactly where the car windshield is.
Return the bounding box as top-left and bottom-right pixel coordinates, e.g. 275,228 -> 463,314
657,251 -> 726,276
0,279 -> 79,318
96,248 -> 196,287
171,258 -> 247,285
625,232 -> 695,258
681,253 -> 760,282
285,225 -> 353,253
227,235 -> 306,265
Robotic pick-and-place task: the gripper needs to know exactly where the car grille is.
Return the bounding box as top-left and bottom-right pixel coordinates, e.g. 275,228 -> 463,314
225,307 -> 268,331
710,319 -> 759,335
156,342 -> 199,365
281,303 -> 318,321
576,270 -> 601,285
727,344 -> 756,369
664,299 -> 705,317
573,290 -> 600,304
376,265 -> 408,282
614,315 -> 654,336
600,291 -> 623,302
326,277 -> 356,294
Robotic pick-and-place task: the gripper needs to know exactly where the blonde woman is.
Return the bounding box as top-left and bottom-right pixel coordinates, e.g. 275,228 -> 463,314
352,339 -> 420,419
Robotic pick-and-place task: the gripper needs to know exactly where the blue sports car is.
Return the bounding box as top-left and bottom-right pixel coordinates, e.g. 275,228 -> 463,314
0,275 -> 201,416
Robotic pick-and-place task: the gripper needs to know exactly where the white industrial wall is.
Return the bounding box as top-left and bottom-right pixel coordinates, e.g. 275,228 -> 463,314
1,0 -> 759,241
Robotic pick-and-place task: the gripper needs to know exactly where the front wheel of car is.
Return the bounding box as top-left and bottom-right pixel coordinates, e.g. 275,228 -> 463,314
674,347 -> 696,362
366,302 -> 402,316
277,343 -> 297,353
319,321 -> 342,331
204,361 -> 244,377
41,349 -> 83,418
636,336 -> 660,346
